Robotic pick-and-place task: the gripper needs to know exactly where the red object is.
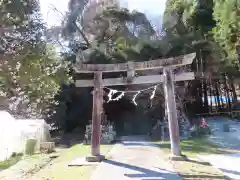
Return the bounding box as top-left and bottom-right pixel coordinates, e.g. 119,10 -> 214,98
202,121 -> 207,127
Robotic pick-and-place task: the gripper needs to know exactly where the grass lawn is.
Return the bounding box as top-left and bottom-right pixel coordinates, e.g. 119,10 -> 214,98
154,137 -> 239,156
27,143 -> 113,180
0,154 -> 22,170
154,138 -> 220,156
154,138 -> 231,180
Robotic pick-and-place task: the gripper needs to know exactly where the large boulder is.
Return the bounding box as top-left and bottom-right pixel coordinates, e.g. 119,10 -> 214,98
0,111 -> 51,161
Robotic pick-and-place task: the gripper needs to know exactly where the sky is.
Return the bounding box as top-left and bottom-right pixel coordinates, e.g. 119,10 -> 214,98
39,0 -> 69,27
39,0 -> 167,27
124,0 -> 166,15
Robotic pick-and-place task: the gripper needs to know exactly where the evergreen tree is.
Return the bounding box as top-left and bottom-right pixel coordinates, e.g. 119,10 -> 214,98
0,0 -> 71,118
212,0 -> 240,69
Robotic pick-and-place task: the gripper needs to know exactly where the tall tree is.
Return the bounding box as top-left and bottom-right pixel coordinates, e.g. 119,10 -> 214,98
212,0 -> 240,69
0,0 -> 71,118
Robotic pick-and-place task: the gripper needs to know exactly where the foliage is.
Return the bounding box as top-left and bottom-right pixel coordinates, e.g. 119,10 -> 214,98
193,0 -> 216,32
0,153 -> 22,170
0,0 -> 71,118
48,1 -> 167,63
212,0 -> 240,68
164,0 -> 240,116
47,84 -> 92,132
49,0 -> 218,66
164,0 -> 240,72
155,137 -> 219,156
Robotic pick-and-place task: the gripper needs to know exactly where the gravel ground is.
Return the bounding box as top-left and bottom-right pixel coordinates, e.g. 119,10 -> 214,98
198,117 -> 240,179
206,117 -> 240,150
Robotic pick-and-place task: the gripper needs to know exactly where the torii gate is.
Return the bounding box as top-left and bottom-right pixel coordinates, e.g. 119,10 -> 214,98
74,53 -> 196,161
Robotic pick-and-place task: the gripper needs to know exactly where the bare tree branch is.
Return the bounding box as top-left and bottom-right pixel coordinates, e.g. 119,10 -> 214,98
73,22 -> 91,47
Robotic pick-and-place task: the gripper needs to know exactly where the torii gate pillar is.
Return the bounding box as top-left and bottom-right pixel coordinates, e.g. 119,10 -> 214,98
86,71 -> 105,162
163,68 -> 181,156
163,67 -> 185,160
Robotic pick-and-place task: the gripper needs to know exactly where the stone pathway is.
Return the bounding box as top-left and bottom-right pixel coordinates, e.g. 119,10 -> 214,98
90,136 -> 182,180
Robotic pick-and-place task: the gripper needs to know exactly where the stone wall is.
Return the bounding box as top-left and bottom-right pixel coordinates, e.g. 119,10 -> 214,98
0,111 -> 52,160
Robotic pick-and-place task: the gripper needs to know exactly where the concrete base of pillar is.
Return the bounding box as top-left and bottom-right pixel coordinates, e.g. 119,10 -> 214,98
68,155 -> 105,166
169,154 -> 188,161
86,154 -> 105,162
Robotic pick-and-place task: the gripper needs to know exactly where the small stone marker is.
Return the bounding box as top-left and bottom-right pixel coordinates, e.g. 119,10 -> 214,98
40,142 -> 55,154
223,124 -> 230,132
25,139 -> 37,155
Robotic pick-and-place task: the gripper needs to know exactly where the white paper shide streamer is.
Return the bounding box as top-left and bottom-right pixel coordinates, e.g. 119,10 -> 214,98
106,85 -> 158,106
107,89 -> 125,102
132,91 -> 141,106
150,85 -> 157,99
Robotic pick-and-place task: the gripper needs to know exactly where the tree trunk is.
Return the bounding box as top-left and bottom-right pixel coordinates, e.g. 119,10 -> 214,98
203,79 -> 209,113
224,73 -> 232,111
209,78 -> 213,113
229,76 -> 237,105
198,80 -> 203,113
214,80 -> 221,111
